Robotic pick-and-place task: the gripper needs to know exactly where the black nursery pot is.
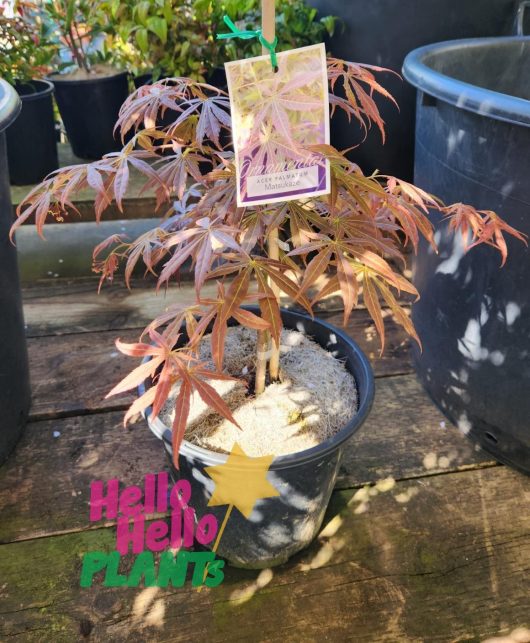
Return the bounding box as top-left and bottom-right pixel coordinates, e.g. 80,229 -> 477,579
140,308 -> 374,568
50,71 -> 129,160
133,72 -> 154,89
6,80 -> 58,185
0,80 -> 31,465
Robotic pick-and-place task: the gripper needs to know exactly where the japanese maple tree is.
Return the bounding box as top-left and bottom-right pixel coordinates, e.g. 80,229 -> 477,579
12,59 -> 526,463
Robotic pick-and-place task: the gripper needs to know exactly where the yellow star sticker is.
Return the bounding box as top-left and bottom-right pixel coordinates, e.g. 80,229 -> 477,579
205,442 -> 280,518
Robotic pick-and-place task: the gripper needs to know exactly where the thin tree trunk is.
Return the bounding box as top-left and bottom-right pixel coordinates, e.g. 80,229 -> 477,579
262,0 -> 282,382
267,228 -> 281,381
255,328 -> 269,396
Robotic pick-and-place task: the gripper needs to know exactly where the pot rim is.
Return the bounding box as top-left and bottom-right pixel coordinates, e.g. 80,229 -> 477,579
47,69 -> 128,87
138,307 -> 375,470
15,79 -> 54,102
0,79 -> 21,132
403,36 -> 530,129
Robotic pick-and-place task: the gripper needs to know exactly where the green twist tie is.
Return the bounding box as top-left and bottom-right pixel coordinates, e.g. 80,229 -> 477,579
216,15 -> 279,72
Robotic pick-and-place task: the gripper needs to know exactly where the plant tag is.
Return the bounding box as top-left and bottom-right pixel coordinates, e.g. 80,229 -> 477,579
225,43 -> 330,207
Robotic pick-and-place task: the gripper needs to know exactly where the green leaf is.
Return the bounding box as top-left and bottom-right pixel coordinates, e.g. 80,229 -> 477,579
147,17 -> 168,44
65,0 -> 75,30
118,25 -> 133,41
135,1 -> 151,26
110,0 -> 120,18
320,16 -> 336,37
135,28 -> 149,54
180,40 -> 190,59
163,1 -> 173,23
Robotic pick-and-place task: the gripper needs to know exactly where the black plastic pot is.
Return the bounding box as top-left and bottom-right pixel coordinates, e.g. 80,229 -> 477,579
403,37 -> 530,473
309,0 -> 515,180
133,72 -> 154,89
50,71 -> 129,160
140,308 -> 374,568
207,67 -> 228,92
6,80 -> 58,185
0,80 -> 31,465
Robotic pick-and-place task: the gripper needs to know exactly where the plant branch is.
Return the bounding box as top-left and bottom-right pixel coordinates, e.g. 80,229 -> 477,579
255,328 -> 269,396
72,22 -> 90,72
267,227 -> 281,381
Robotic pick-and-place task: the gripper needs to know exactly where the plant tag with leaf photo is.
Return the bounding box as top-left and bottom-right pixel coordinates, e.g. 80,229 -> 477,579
225,43 -> 330,207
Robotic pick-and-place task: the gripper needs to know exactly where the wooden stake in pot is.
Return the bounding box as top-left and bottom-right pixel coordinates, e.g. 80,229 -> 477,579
255,0 -> 282,393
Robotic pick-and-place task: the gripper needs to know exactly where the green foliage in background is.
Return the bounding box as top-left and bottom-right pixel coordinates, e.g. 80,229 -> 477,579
102,0 -> 337,82
0,2 -> 58,85
202,0 -> 338,65
1,0 -> 337,83
41,0 -> 117,72
98,0 -> 208,80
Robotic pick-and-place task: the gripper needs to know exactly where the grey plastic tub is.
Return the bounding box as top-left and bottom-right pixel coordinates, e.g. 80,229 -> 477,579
403,37 -> 530,472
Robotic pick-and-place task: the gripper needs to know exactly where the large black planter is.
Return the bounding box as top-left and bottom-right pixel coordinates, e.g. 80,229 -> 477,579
140,308 -> 374,568
309,0 -> 515,180
403,37 -> 530,473
0,80 -> 31,465
6,80 -> 58,185
50,71 -> 129,160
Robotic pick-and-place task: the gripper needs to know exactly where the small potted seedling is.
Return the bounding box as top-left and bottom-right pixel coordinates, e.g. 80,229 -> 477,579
0,1 -> 58,184
43,0 -> 129,159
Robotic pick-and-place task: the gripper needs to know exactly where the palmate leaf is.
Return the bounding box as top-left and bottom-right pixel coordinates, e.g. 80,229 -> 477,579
109,320 -> 243,466
148,148 -> 209,203
12,147 -> 166,237
115,79 -> 191,136
158,216 -> 242,292
169,95 -> 231,149
159,361 -> 243,468
443,204 -> 527,266
327,58 -> 399,142
123,228 -> 169,288
359,267 -> 420,353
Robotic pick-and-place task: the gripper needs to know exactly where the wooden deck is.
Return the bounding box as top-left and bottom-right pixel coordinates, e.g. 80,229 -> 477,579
1,277 -> 529,642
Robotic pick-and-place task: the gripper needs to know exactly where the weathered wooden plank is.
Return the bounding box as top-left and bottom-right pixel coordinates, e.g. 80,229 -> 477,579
0,412 -> 166,544
0,465 -> 528,642
26,308 -> 411,421
23,281 -> 213,338
0,374 -> 494,544
326,308 -> 412,378
27,329 -> 137,420
22,276 -> 414,338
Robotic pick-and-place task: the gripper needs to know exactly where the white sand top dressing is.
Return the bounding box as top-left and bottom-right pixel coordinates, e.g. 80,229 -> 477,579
161,326 -> 358,457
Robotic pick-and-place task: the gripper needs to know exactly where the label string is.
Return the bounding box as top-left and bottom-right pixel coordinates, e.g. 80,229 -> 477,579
216,15 -> 279,72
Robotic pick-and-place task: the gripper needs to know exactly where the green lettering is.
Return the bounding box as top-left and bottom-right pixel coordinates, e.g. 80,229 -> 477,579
127,551 -> 157,587
189,551 -> 216,587
80,552 -> 109,587
103,551 -> 127,587
205,558 -> 225,588
157,550 -> 189,588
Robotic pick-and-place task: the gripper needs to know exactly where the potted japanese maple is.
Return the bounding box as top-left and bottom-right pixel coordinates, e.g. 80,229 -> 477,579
0,1 -> 59,184
12,33 -> 524,569
43,0 -> 128,159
